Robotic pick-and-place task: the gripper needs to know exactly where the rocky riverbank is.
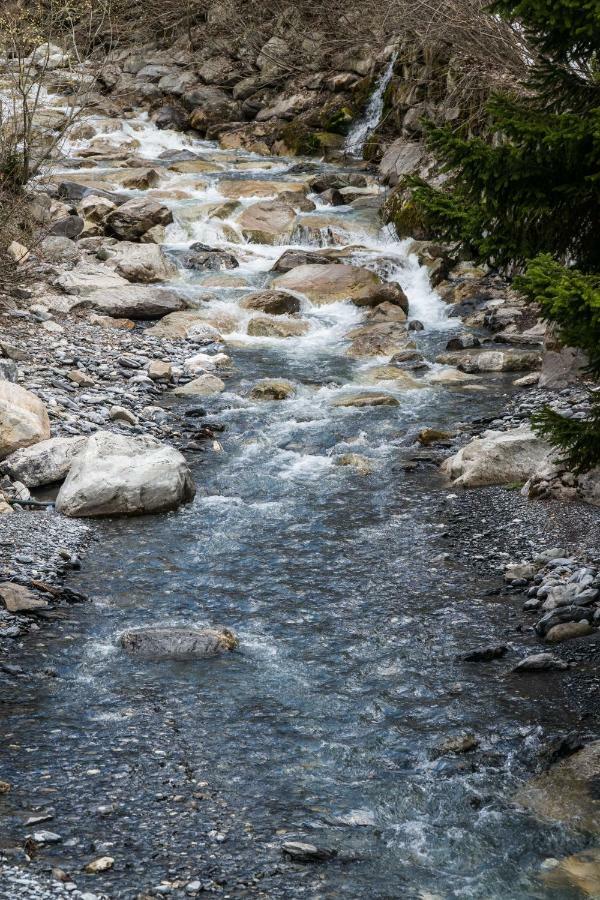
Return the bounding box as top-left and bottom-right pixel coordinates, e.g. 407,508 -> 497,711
1,35 -> 600,899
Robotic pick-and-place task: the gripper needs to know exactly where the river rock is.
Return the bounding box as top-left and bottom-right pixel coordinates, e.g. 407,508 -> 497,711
511,653 -> 569,673
541,848 -> 600,896
237,201 -> 296,244
249,379 -> 296,401
346,322 -> 412,358
0,582 -> 49,613
55,431 -> 195,517
515,740 -> 600,832
362,366 -> 424,389
173,375 -> 225,397
172,244 -> 239,271
335,453 -> 373,475
247,317 -> 309,338
271,249 -> 331,273
1,436 -> 87,486
118,625 -> 238,659
105,197 -> 173,240
184,352 -> 230,374
241,290 -> 301,315
0,381 -> 50,459
274,264 -> 408,310
281,842 -> 337,863
56,263 -> 129,296
428,367 -> 479,385
333,392 -> 399,408
436,349 -> 541,373
113,243 -> 178,284
545,621 -> 594,643
146,311 -> 210,339
87,285 -> 188,319
441,427 -> 551,487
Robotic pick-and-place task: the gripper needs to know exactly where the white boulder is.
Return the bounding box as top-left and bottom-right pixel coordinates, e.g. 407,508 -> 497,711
55,431 -> 195,517
0,381 -> 50,459
1,436 -> 86,486
442,426 -> 552,488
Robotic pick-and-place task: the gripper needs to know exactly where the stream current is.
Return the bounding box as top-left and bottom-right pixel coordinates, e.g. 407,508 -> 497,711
0,111 -> 598,899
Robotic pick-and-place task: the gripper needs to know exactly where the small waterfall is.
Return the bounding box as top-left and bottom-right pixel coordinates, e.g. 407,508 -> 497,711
345,53 -> 397,159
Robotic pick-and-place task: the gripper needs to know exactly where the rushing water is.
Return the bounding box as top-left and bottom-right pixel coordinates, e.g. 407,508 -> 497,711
345,54 -> 397,158
0,111 -> 597,899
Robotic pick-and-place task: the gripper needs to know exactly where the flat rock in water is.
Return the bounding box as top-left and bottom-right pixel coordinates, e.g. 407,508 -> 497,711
281,841 -> 338,863
462,645 -> 507,662
118,626 -> 238,659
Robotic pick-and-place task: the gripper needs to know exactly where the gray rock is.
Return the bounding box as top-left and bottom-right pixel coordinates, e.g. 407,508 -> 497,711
118,625 -> 238,659
55,431 -> 195,517
511,653 -> 568,673
1,435 -> 87,486
281,841 -> 337,863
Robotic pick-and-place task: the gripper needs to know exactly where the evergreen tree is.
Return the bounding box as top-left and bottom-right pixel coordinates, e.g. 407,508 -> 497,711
409,0 -> 600,471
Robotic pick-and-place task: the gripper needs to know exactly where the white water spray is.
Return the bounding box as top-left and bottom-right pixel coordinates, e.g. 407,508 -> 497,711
345,52 -> 397,158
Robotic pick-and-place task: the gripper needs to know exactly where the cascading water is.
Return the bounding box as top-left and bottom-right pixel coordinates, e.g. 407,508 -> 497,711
0,82 -> 595,900
345,52 -> 397,158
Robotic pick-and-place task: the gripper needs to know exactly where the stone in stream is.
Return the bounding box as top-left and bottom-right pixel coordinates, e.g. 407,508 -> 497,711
55,431 -> 195,517
511,653 -> 568,673
436,734 -> 479,755
0,583 -> 49,613
515,740 -> 600,833
241,290 -> 301,315
281,842 -> 338,863
112,243 -> 178,284
274,263 -> 408,311
362,366 -> 424,389
105,197 -> 173,240
441,426 -> 552,488
0,381 -> 50,459
461,645 -> 507,662
436,349 -> 542,373
335,453 -> 373,475
346,323 -> 413,358
270,249 -> 332,273
333,392 -> 399,409
249,379 -> 296,401
118,626 -> 238,659
171,243 -> 239,271
247,317 -> 309,338
0,436 -> 87,486
237,201 -> 296,244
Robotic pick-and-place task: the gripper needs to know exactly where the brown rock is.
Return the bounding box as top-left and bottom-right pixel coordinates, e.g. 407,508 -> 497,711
0,583 -> 49,613
247,317 -> 309,338
241,290 -> 301,315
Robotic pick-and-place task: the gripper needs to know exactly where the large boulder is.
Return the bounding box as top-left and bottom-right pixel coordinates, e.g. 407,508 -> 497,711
0,381 -> 50,459
240,290 -> 301,315
515,740 -> 600,833
271,249 -> 331,273
55,264 -> 129,296
55,431 -> 195,517
237,202 -> 296,245
118,625 -> 238,659
1,436 -> 86,486
442,426 -> 552,487
380,139 -> 427,186
112,243 -> 178,284
105,198 -> 173,241
86,286 -> 187,319
274,264 -> 408,310
346,322 -> 412,358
